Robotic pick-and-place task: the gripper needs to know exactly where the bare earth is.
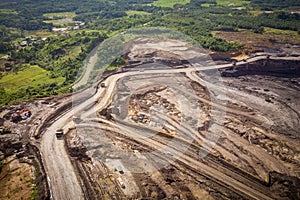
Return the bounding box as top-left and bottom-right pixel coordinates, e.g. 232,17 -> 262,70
1,38 -> 300,199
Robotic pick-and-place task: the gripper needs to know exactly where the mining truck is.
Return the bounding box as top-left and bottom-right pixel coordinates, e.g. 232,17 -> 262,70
56,129 -> 64,139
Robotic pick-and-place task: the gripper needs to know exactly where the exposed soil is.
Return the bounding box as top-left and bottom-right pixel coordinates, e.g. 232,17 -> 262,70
64,38 -> 300,199
214,30 -> 300,56
0,95 -> 71,200
1,37 -> 300,199
0,156 -> 34,200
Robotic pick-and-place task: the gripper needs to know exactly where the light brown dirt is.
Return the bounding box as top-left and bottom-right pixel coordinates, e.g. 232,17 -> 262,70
0,156 -> 35,200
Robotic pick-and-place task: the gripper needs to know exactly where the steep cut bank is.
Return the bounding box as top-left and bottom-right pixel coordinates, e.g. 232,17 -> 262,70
220,59 -> 300,78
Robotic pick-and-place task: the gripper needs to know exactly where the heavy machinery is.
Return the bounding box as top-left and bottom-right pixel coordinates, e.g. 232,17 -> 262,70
55,129 -> 64,139
100,82 -> 106,88
117,177 -> 126,189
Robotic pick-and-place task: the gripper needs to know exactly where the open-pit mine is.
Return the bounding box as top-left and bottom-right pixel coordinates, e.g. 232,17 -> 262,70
1,37 -> 300,200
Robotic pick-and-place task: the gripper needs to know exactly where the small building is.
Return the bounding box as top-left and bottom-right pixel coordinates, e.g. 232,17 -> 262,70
20,41 -> 28,47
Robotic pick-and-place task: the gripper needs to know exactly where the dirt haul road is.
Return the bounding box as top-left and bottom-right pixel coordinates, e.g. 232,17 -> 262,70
40,55 -> 300,200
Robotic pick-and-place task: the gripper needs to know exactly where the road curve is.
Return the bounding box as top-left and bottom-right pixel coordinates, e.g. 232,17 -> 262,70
73,45 -> 99,89
40,55 -> 300,199
41,111 -> 87,200
81,115 -> 274,200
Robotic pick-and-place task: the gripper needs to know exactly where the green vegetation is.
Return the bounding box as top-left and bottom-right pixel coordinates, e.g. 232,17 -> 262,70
0,30 -> 107,106
43,12 -> 76,19
250,0 -> 300,10
264,27 -> 300,41
0,65 -> 64,90
0,65 -> 65,105
0,0 -> 299,106
107,57 -> 126,71
0,9 -> 18,15
43,12 -> 77,27
30,184 -> 38,200
152,0 -> 190,7
126,10 -> 150,16
201,3 -> 214,7
215,0 -> 250,6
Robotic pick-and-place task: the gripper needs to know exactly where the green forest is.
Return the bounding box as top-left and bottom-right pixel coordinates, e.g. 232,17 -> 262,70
0,0 -> 299,106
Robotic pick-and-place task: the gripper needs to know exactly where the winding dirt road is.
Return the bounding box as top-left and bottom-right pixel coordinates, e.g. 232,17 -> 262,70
40,55 -> 300,199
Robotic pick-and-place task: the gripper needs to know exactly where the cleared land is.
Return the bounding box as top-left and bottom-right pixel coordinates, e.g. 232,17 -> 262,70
0,9 -> 18,15
214,28 -> 300,54
62,39 -> 300,199
126,10 -> 150,16
43,12 -> 77,26
0,156 -> 36,200
0,1 -> 299,199
1,37 -> 300,200
151,0 -> 190,8
215,0 -> 250,6
43,12 -> 76,19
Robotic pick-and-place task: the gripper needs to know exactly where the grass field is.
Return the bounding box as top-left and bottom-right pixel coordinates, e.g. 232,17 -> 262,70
264,27 -> 300,41
43,12 -> 76,19
0,9 -> 18,15
0,65 -> 64,91
201,3 -> 214,7
151,0 -> 190,8
23,30 -> 53,38
126,10 -> 150,16
43,12 -> 77,27
67,46 -> 82,59
216,0 -> 250,6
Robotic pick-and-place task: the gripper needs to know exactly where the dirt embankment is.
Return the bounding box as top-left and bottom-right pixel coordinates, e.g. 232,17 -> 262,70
0,96 -> 72,200
214,30 -> 300,56
220,59 -> 300,77
65,38 -> 300,199
0,142 -> 50,200
215,58 -> 300,198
